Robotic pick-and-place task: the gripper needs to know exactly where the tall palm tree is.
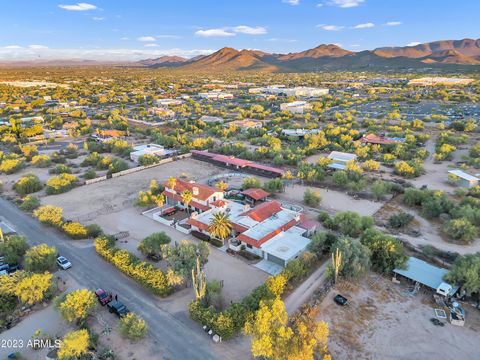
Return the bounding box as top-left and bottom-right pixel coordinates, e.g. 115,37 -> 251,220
181,190 -> 193,213
208,211 -> 232,248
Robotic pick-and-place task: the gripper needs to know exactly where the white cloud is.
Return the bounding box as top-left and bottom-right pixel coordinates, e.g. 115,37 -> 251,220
0,47 -> 215,61
354,22 -> 374,29
329,0 -> 364,8
407,42 -> 421,46
317,24 -> 344,31
195,29 -> 235,37
92,17 -> 104,21
316,3 -> 324,6
385,21 -> 402,26
58,2 -> 97,11
137,36 -> 156,42
28,45 -> 49,49
234,26 -> 267,35
144,44 -> 159,47
120,37 -> 129,40
283,0 -> 300,5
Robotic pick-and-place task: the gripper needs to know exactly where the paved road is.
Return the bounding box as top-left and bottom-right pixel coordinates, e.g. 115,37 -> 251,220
0,198 -> 221,360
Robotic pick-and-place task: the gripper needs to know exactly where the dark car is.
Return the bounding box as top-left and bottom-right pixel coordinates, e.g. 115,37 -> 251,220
430,318 -> 445,327
95,288 -> 113,306
107,300 -> 130,317
7,264 -> 20,274
334,294 -> 348,306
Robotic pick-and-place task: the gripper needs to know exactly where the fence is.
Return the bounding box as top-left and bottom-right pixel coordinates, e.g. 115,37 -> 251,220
82,153 -> 192,186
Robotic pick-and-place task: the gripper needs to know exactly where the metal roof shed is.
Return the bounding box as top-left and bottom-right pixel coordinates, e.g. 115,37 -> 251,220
393,257 -> 458,296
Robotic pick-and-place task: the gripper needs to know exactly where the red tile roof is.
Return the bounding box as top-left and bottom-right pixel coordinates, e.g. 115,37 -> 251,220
187,218 -> 209,231
241,188 -> 270,201
211,154 -> 251,167
211,199 -> 228,207
247,163 -> 285,175
163,192 -> 211,211
241,201 -> 282,222
361,133 -> 397,145
163,178 -> 219,201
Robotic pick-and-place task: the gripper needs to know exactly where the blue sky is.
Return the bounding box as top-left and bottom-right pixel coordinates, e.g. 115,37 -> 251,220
0,0 -> 478,60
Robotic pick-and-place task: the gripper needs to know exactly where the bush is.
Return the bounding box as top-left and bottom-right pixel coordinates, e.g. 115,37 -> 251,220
388,212 -> 414,228
242,177 -> 261,190
19,195 -> 41,211
0,235 -> 29,264
443,219 -> 477,244
95,237 -> 173,296
86,224 -> 103,238
56,289 -> 97,323
14,174 -> 43,196
307,232 -> 337,256
118,313 -> 148,341
83,169 -> 97,180
49,164 -> 72,175
303,189 -> 321,207
24,244 -> 57,272
444,253 -> 480,295
34,205 -> 63,227
62,222 -> 88,239
108,158 -> 129,174
138,154 -> 159,166
46,173 -> 78,195
371,180 -> 388,201
31,155 -> 51,168
330,236 -> 371,279
332,211 -> 373,237
138,232 -> 171,259
0,158 -> 24,174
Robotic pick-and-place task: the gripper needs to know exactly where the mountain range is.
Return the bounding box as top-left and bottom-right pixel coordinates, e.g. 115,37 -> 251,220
144,38 -> 480,71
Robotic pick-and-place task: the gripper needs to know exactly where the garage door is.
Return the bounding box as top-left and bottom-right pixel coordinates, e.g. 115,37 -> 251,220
267,253 -> 285,267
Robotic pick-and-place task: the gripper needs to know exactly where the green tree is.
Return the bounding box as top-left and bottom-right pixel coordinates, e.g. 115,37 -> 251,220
333,211 -> 373,237
303,189 -> 322,207
330,237 -> 370,279
138,232 -> 172,259
371,180 -> 388,201
360,228 -> 408,274
443,219 -> 477,243
0,235 -> 29,264
242,177 -> 262,190
167,240 -> 210,281
445,253 -> 480,295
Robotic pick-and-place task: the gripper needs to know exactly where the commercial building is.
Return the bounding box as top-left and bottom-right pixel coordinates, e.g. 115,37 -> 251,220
155,98 -> 183,106
408,77 -> 474,86
448,169 -> 479,188
198,91 -> 234,100
280,101 -> 312,114
187,199 -> 310,266
250,86 -> 328,97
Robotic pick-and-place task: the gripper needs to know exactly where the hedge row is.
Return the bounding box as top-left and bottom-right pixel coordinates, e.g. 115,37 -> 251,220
95,237 -> 173,297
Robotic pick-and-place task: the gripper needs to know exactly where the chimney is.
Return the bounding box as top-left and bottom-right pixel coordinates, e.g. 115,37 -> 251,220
192,187 -> 199,196
243,204 -> 251,212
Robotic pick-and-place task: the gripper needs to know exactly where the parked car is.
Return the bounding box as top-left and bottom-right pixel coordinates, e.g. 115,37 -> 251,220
334,294 -> 348,306
7,264 -> 20,274
107,300 -> 130,318
95,288 -> 113,305
0,264 -> 9,273
430,318 -> 445,327
56,256 -> 72,270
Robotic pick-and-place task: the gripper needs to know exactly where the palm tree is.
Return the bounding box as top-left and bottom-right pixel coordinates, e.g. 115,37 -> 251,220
167,177 -> 177,190
208,211 -> 232,248
181,190 -> 193,213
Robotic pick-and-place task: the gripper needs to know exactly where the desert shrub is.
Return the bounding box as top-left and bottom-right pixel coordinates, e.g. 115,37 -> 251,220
371,180 -> 388,201
14,174 -> 43,196
49,164 -> 72,174
86,224 -> 103,238
138,154 -> 159,166
138,232 -> 171,259
330,236 -> 371,279
34,205 -> 63,226
388,212 -> 414,228
118,313 -> 148,341
31,155 -> 51,168
443,219 -> 477,244
303,188 -> 321,207
0,235 -> 29,264
83,169 -> 97,179
332,211 -> 373,237
242,177 -> 261,190
95,237 -> 173,296
107,158 -> 128,174
19,195 -> 41,211
46,173 -> 78,195
0,158 -> 24,174
62,222 -> 88,239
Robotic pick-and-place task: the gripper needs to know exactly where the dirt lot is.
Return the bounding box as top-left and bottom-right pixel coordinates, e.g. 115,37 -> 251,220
317,274 -> 480,360
41,157 -> 229,220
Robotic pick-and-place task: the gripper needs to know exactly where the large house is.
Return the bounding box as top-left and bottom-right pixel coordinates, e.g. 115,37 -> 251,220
187,199 -> 310,267
250,86 -> 328,97
327,151 -> 357,170
163,179 -> 224,213
227,119 -> 263,131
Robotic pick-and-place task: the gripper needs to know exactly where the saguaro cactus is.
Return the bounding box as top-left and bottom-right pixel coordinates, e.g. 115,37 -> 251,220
192,257 -> 206,300
332,248 -> 342,284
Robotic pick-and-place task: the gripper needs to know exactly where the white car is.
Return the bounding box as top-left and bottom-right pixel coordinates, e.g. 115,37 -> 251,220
57,256 -> 72,270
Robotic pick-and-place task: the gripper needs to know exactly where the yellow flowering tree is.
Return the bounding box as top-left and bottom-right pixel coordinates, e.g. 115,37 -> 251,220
57,289 -> 97,323
58,329 -> 90,360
